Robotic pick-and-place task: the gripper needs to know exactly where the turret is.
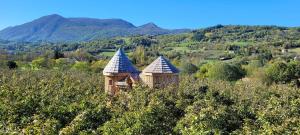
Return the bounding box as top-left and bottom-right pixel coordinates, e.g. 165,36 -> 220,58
140,56 -> 179,88
103,48 -> 140,95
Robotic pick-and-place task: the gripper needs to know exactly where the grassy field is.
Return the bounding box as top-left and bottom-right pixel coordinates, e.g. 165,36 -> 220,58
231,41 -> 254,46
101,51 -> 115,56
101,51 -> 132,57
173,47 -> 189,51
289,47 -> 300,54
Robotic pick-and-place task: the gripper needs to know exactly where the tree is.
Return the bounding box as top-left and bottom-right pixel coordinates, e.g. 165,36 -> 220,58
244,60 -> 264,76
195,62 -> 212,79
6,61 -> 18,69
131,46 -> 146,65
265,61 -> 300,84
72,61 -> 90,71
90,60 -> 108,73
31,57 -> 54,69
100,103 -> 181,135
53,49 -> 64,59
205,62 -> 245,81
175,90 -> 242,134
191,30 -> 205,41
68,49 -> 95,62
54,58 -> 75,70
59,106 -> 111,135
22,115 -> 61,135
130,36 -> 154,47
181,62 -> 198,74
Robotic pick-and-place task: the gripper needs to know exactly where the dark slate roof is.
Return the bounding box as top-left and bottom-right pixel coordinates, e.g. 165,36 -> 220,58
143,56 -> 179,73
103,48 -> 139,74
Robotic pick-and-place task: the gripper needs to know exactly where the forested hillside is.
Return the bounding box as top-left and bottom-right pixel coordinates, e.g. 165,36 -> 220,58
1,25 -> 300,134
0,14 -> 189,42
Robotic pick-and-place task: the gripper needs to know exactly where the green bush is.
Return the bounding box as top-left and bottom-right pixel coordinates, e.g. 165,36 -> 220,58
265,61 -> 300,84
31,57 -> 54,69
6,61 -> 18,69
181,62 -> 198,74
198,62 -> 245,81
72,61 -> 91,71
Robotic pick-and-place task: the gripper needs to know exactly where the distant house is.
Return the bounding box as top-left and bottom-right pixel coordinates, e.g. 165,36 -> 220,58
103,48 -> 179,95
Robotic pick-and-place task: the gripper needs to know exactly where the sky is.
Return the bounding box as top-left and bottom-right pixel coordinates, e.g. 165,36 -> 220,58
0,0 -> 300,30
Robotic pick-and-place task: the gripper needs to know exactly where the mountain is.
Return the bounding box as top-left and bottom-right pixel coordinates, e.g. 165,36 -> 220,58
0,14 -> 190,42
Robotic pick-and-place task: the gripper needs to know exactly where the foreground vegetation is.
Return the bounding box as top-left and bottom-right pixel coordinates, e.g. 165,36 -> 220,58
1,25 -> 300,134
0,69 -> 300,134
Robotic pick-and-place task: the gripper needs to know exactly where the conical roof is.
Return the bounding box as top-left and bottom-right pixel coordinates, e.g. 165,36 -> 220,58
103,48 -> 139,74
143,56 -> 179,73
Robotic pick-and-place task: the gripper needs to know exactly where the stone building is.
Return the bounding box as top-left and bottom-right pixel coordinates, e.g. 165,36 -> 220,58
140,56 -> 179,88
103,48 -> 140,95
103,49 -> 180,95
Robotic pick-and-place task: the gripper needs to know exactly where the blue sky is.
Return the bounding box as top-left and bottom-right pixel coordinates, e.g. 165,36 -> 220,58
0,0 -> 300,30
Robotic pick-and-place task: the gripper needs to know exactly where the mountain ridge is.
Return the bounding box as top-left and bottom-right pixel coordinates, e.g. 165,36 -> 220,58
0,14 -> 190,42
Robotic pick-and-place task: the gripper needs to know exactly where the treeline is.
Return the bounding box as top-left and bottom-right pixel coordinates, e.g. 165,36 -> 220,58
2,25 -> 300,56
192,25 -> 300,44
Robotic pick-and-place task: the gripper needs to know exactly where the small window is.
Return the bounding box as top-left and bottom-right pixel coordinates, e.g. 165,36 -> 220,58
109,80 -> 113,85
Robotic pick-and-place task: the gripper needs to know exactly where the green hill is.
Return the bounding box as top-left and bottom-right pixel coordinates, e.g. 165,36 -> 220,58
0,14 -> 190,42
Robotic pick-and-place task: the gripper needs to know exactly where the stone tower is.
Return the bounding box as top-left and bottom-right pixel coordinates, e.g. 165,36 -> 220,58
140,56 -> 179,88
103,48 -> 140,95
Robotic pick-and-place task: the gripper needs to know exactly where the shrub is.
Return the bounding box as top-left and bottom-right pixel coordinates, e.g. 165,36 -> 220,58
198,62 -> 245,81
31,57 -> 54,69
265,61 -> 300,84
72,61 -> 91,71
90,60 -> 108,73
244,60 -> 264,76
53,50 -> 65,59
181,62 -> 198,74
208,62 -> 245,81
6,61 -> 18,69
54,58 -> 75,70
